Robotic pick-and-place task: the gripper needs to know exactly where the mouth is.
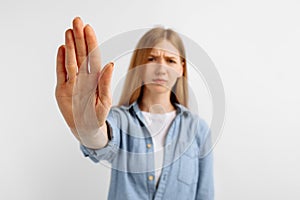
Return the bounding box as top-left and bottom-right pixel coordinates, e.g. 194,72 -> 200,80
152,79 -> 167,84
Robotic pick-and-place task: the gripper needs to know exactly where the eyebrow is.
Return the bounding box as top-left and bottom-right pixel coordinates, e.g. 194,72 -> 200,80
148,53 -> 179,60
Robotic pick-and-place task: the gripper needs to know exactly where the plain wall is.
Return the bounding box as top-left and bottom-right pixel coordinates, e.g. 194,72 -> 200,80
0,0 -> 299,199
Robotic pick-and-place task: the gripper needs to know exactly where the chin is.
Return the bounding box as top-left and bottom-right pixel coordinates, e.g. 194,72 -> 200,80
147,84 -> 170,93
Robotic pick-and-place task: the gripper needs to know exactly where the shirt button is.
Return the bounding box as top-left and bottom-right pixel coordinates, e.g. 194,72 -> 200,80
148,175 -> 154,181
147,143 -> 152,148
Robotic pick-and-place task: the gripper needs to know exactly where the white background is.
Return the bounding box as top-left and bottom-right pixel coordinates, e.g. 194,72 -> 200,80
0,0 -> 299,199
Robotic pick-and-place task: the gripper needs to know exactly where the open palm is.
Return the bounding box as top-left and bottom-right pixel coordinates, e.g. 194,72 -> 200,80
55,17 -> 114,141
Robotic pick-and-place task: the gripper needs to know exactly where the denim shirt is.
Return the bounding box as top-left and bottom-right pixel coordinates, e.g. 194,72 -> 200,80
80,101 -> 214,200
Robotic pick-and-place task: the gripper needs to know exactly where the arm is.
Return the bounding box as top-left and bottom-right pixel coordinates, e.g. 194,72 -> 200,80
70,122 -> 109,149
195,151 -> 214,200
55,17 -> 114,149
195,118 -> 215,200
79,111 -> 121,163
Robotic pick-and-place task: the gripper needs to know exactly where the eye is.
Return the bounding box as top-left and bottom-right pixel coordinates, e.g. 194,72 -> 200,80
147,57 -> 155,62
168,59 -> 176,64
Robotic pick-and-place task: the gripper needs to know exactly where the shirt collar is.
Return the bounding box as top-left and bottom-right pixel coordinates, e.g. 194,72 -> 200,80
120,100 -> 190,116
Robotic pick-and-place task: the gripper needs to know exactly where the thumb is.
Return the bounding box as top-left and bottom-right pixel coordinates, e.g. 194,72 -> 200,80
98,62 -> 114,98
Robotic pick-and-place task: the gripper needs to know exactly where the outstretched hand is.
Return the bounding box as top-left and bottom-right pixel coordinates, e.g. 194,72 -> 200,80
55,17 -> 114,141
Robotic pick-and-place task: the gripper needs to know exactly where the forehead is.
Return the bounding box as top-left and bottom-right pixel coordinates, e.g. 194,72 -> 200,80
150,40 -> 180,57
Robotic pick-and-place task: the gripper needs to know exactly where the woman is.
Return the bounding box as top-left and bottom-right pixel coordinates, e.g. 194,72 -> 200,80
55,17 -> 214,200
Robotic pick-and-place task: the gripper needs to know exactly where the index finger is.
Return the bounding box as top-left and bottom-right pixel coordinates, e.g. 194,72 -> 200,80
84,24 -> 101,74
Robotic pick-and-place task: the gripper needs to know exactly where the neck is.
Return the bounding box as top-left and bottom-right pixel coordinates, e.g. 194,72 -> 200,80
139,90 -> 175,113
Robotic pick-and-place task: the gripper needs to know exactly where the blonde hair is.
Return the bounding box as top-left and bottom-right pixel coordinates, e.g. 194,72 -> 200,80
118,27 -> 188,108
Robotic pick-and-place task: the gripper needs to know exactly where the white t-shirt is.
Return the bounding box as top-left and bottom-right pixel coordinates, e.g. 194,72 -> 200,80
141,110 -> 177,187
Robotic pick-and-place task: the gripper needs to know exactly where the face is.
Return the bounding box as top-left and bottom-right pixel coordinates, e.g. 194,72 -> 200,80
142,40 -> 184,94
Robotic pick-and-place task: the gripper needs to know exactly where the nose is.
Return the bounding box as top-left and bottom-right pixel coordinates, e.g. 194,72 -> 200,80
156,57 -> 164,64
155,63 -> 167,76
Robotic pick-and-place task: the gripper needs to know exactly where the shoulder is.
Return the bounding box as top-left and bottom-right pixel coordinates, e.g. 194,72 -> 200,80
177,105 -> 210,142
176,107 -> 211,157
109,104 -> 133,116
176,104 -> 209,131
107,104 -> 139,126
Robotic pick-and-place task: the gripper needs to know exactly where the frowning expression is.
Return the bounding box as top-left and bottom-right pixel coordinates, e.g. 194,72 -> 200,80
142,40 -> 184,93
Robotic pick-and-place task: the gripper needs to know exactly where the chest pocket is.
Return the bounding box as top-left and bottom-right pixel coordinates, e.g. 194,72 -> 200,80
177,145 -> 198,185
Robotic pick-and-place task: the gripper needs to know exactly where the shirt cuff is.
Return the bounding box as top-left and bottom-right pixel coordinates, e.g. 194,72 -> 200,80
80,114 -> 120,163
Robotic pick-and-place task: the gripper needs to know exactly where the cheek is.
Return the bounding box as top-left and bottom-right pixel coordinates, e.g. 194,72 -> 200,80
142,66 -> 153,81
176,65 -> 183,77
166,72 -> 178,85
168,67 -> 182,79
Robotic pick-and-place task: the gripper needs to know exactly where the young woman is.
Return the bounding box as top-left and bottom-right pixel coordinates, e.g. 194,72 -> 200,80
55,17 -> 214,200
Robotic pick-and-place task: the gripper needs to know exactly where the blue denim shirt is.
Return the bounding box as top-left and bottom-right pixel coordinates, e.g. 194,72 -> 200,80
80,101 -> 214,200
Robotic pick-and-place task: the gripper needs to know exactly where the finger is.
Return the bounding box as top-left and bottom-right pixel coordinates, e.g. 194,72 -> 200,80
72,17 -> 88,73
84,24 -> 101,74
98,62 -> 114,98
65,29 -> 77,83
56,45 -> 66,85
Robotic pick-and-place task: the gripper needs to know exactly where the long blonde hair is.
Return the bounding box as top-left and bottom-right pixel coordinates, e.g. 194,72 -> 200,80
118,27 -> 188,108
